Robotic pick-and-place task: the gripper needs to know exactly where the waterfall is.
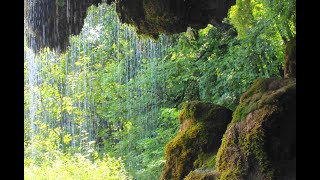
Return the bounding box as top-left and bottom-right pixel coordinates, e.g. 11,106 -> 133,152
25,1 -> 177,177
25,48 -> 37,157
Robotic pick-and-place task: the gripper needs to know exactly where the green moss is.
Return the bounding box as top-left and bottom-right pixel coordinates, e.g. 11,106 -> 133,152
161,122 -> 204,180
179,101 -> 224,124
216,78 -> 296,180
238,107 -> 277,179
193,153 -> 216,170
165,123 -> 203,155
184,169 -> 217,180
161,101 -> 232,180
215,125 -> 244,180
232,78 -> 295,124
116,0 -> 182,39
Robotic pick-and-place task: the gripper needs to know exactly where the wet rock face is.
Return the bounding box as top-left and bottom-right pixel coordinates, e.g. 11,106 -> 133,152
216,78 -> 296,180
116,0 -> 236,38
25,0 -> 235,51
284,36 -> 296,78
25,0 -> 102,52
160,101 -> 232,180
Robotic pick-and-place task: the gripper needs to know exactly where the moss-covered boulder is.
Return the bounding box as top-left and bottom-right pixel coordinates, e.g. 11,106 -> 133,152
116,0 -> 236,38
216,78 -> 296,180
160,101 -> 232,180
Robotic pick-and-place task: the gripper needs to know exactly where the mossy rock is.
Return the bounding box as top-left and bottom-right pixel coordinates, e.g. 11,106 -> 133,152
160,101 -> 232,180
216,78 -> 296,180
116,0 -> 235,38
184,169 -> 218,180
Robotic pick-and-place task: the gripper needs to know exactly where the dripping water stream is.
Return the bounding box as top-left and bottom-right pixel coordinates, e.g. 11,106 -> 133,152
25,1 -> 177,177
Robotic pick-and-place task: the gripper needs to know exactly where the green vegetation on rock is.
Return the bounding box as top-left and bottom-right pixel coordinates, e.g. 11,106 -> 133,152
233,78 -> 296,123
184,169 -> 217,180
160,101 -> 232,180
216,78 -> 296,180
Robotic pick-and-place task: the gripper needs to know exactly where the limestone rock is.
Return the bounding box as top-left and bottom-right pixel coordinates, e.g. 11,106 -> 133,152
25,0 -> 102,51
25,0 -> 235,51
160,101 -> 232,180
116,0 -> 236,39
216,78 -> 296,180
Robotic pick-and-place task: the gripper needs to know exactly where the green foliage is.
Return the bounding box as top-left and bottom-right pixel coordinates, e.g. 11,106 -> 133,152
229,0 -> 295,42
160,23 -> 284,110
25,152 -> 131,180
116,108 -> 179,179
25,120 -> 130,179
